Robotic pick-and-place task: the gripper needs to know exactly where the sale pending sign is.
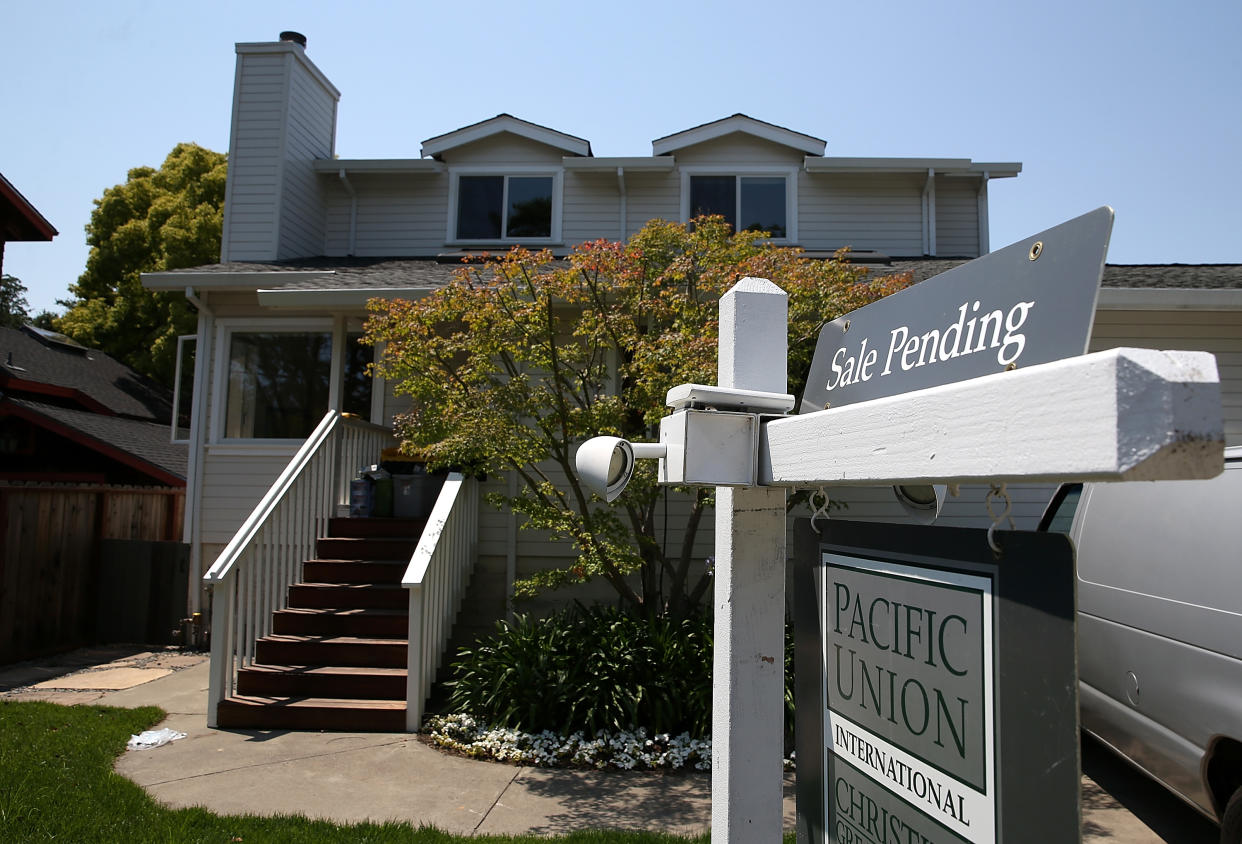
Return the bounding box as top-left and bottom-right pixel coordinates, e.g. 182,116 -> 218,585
792,519 -> 1079,844
825,558 -> 995,843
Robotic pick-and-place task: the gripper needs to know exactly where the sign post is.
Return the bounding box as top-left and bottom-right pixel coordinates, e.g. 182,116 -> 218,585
574,208 -> 1224,843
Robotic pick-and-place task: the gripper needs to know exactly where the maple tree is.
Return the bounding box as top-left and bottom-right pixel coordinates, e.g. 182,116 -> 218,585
365,217 -> 911,618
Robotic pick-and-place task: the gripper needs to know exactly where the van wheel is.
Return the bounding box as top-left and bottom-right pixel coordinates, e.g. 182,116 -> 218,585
1223,787 -> 1242,844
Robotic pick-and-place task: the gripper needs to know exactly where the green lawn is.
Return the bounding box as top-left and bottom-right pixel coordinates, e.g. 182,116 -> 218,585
0,700 -> 721,843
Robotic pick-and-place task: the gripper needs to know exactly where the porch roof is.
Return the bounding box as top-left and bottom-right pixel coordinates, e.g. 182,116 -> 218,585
2,396 -> 187,484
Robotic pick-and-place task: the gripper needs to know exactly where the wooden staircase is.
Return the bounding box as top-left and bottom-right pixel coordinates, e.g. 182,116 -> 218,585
215,517 -> 424,732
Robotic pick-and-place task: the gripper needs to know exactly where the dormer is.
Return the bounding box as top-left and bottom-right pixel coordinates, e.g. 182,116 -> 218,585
654,114 -> 822,243
422,115 -> 591,246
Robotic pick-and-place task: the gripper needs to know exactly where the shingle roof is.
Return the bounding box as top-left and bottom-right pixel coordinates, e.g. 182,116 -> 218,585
158,257 -> 463,291
0,326 -> 174,422
883,259 -> 1242,290
4,397 -> 187,482
155,256 -> 1242,295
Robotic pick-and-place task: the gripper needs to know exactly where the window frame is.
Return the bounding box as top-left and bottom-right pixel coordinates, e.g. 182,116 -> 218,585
447,166 -> 563,245
210,317 -> 337,447
679,166 -> 799,243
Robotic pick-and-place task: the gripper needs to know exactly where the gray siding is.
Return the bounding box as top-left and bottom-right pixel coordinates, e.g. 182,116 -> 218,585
563,170 -> 621,243
223,53 -> 286,261
324,172 -> 450,256
798,172 -> 925,255
623,171 -> 680,234
276,63 -> 337,258
441,134 -> 567,165
672,135 -> 804,166
934,175 -> 980,257
223,45 -> 338,262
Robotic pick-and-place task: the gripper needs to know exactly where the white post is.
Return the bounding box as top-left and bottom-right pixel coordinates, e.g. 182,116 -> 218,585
713,278 -> 788,841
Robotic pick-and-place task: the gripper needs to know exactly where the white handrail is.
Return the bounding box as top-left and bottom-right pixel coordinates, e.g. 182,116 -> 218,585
204,410 -> 338,583
205,411 -> 396,727
405,472 -> 478,731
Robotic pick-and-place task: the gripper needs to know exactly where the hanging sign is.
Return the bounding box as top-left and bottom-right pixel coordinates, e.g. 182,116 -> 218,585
800,207 -> 1113,413
790,519 -> 1079,844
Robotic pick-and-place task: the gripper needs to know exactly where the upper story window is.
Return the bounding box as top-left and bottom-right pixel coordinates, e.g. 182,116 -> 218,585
683,170 -> 796,241
452,171 -> 560,242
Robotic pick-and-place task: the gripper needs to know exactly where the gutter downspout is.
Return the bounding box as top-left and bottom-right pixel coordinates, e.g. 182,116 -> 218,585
616,167 -> 627,243
183,286 -> 214,617
977,171 -> 990,255
338,169 -> 357,256
922,168 -> 937,256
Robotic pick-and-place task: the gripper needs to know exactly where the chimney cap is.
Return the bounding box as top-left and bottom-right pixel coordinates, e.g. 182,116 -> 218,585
279,31 -> 307,48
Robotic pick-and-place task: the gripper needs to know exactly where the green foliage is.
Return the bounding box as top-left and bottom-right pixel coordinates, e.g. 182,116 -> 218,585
56,142 -> 226,386
0,700 -> 717,842
0,275 -> 30,328
448,605 -> 715,738
366,217 -> 912,616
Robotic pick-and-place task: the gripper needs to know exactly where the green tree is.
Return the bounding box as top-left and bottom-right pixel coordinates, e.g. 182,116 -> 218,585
0,274 -> 31,328
366,218 -> 911,619
57,143 -> 226,385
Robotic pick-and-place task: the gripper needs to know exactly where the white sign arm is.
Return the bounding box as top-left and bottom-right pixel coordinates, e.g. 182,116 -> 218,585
762,347 -> 1223,487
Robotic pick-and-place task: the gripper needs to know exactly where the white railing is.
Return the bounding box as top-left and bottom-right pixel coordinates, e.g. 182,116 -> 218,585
404,472 -> 479,731
204,411 -> 395,727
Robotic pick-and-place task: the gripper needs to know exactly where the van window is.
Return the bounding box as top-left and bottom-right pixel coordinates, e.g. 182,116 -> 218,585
1038,484 -> 1082,534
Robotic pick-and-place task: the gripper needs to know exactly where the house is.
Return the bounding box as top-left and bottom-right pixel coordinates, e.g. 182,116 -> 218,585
1,172 -> 57,279
142,32 -> 1239,729
0,324 -> 188,662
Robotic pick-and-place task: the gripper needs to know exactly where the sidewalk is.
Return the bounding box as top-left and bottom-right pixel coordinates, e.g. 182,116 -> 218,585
0,646 -> 1164,839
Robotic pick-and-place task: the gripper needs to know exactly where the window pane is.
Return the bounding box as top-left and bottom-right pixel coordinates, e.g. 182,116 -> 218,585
506,176 -> 553,238
689,176 -> 736,229
342,332 -> 373,419
740,177 -> 786,238
226,332 -> 332,438
456,176 -> 503,239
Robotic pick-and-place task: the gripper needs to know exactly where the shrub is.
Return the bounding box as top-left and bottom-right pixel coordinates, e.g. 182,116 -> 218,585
447,605 -> 713,738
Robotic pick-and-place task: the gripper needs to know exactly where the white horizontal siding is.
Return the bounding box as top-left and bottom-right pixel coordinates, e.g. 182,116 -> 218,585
1090,309 -> 1242,446
440,134 -> 568,165
199,450 -> 297,543
671,135 -> 804,166
562,170 -> 621,243
322,172 -> 453,256
798,172 -> 925,255
623,171 -> 680,234
223,53 -> 287,261
276,59 -> 336,258
934,176 -> 980,257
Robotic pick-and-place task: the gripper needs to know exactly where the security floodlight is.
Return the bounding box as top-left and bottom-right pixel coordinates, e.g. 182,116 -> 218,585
893,484 -> 947,524
576,437 -> 667,502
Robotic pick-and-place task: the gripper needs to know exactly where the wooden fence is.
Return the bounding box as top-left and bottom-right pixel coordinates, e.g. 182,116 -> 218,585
0,483 -> 185,664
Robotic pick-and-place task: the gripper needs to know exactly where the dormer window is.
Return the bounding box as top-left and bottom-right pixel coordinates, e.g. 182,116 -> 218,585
451,170 -> 561,243
688,174 -> 788,239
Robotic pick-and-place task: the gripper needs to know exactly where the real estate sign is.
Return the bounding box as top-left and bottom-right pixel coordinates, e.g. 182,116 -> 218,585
791,519 -> 1080,844
800,206 -> 1113,413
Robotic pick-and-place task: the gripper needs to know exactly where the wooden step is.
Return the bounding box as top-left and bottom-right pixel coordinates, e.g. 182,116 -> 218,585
315,537 -> 420,560
235,664 -> 406,700
272,607 -> 407,638
216,695 -> 406,731
302,559 -> 406,584
254,634 -> 407,668
328,517 -> 427,539
287,583 -> 407,610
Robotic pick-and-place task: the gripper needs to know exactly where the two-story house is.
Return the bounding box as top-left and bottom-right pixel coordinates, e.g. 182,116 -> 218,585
143,32 -> 1239,730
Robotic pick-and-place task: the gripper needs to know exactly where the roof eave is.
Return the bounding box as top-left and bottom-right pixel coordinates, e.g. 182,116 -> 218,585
256,287 -> 438,308
421,114 -> 592,159
1097,288 -> 1242,311
142,270 -> 336,291
652,116 -> 826,157
313,159 -> 445,175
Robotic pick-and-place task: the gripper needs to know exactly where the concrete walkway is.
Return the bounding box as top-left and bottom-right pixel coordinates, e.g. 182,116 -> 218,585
0,646 -> 1168,839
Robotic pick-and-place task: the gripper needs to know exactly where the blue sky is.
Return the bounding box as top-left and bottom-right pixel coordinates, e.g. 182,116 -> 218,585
3,0 -> 1239,315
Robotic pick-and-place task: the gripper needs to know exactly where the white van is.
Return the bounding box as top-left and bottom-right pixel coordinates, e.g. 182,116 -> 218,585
1040,447 -> 1242,843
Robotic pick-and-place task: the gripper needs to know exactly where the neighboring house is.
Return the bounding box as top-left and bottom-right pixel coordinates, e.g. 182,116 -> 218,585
0,324 -> 187,486
0,325 -> 189,663
0,172 -> 57,279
